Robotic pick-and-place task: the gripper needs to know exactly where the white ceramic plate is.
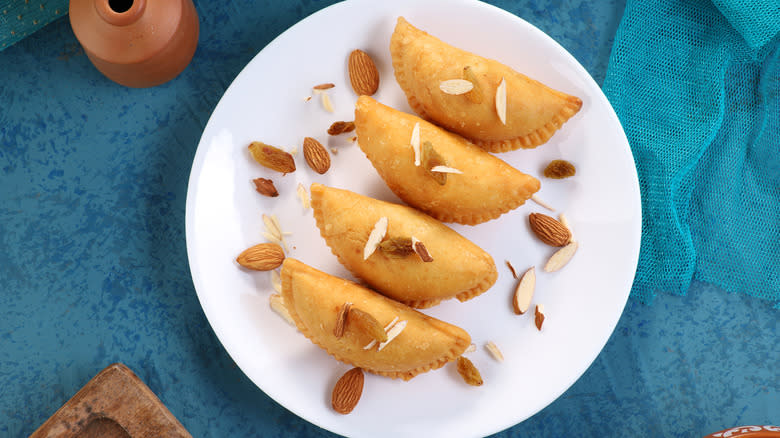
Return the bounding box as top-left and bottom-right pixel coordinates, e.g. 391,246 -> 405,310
185,1 -> 640,436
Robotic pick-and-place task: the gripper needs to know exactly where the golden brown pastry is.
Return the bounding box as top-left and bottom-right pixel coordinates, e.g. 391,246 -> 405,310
354,96 -> 540,225
281,258 -> 471,380
391,17 -> 582,152
310,183 -> 497,308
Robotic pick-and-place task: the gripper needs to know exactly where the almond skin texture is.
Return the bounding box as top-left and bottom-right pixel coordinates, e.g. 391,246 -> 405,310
348,49 -> 380,96
303,137 -> 331,174
529,213 -> 571,247
248,142 -> 296,174
236,243 -> 285,271
331,367 -> 364,414
253,178 -> 279,197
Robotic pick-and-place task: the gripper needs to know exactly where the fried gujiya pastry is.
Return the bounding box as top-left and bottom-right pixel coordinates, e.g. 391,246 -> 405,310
391,17 -> 582,152
310,183 -> 497,308
280,258 -> 471,380
354,96 -> 540,225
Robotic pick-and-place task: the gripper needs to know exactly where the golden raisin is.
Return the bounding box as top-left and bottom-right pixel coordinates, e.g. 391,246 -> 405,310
543,159 -> 576,179
379,237 -> 415,258
456,356 -> 483,386
348,308 -> 387,343
422,141 -> 447,185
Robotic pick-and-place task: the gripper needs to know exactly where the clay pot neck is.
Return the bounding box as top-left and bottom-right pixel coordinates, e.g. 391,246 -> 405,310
95,0 -> 147,26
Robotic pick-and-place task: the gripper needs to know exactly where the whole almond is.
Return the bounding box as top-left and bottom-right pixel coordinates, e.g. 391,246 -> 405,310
248,142 -> 296,174
236,243 -> 285,271
253,178 -> 278,197
303,137 -> 331,174
331,368 -> 364,414
348,49 -> 380,96
529,213 -> 571,247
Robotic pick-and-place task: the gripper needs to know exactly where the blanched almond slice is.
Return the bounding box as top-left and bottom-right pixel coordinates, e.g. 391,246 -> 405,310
377,319 -> 407,351
485,341 -> 504,362
363,216 -> 388,260
363,316 -> 400,350
439,79 -> 474,95
269,294 -> 295,326
531,194 -> 555,211
512,267 -> 535,315
321,91 -> 335,113
495,77 -> 507,125
263,214 -> 282,240
297,183 -> 311,210
430,165 -> 463,174
464,343 -> 476,354
544,241 -> 578,272
411,122 -> 421,166
271,269 -> 282,293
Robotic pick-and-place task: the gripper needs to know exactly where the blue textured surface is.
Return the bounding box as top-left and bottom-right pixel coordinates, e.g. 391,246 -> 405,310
603,0 -> 780,306
0,1 -> 777,437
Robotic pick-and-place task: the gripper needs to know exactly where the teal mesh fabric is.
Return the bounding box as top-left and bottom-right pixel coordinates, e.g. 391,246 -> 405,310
0,1 -> 68,52
603,0 -> 780,305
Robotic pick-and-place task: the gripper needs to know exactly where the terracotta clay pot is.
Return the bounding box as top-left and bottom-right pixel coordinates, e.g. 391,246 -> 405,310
69,0 -> 199,88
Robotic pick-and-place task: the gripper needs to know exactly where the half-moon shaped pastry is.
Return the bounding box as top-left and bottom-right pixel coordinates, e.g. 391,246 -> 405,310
281,258 -> 471,380
391,17 -> 582,152
354,96 -> 540,225
310,183 -> 497,308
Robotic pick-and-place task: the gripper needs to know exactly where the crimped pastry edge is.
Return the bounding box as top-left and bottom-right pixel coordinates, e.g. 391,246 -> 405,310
309,184 -> 498,306
390,17 -> 582,152
280,258 -> 470,381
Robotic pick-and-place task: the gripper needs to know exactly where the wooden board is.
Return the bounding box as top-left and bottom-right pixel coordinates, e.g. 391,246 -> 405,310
31,363 -> 191,438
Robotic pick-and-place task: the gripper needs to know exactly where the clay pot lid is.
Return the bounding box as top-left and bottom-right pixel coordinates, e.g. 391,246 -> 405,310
69,0 -> 183,65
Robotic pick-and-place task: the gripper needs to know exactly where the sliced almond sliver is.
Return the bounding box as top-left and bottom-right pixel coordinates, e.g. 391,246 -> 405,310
485,341 -> 504,362
464,343 -> 477,354
363,316 -> 400,350
495,77 -> 507,125
535,304 -> 546,330
544,241 -> 578,272
363,216 -> 388,260
270,269 -> 282,293
439,79 -> 474,95
377,320 -> 407,351
334,302 -> 352,338
411,122 -> 421,166
263,214 -> 282,240
410,236 -> 433,262
297,183 -> 311,210
512,267 -> 535,315
269,294 -> 295,327
430,165 -> 463,174
505,260 -> 518,279
321,91 -> 335,113
531,194 -> 555,212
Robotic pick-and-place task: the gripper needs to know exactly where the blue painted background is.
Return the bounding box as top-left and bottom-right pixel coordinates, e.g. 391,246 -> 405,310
0,1 -> 777,437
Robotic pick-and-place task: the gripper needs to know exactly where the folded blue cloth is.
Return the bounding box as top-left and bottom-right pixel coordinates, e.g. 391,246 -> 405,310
603,0 -> 780,306
0,0 -> 68,51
